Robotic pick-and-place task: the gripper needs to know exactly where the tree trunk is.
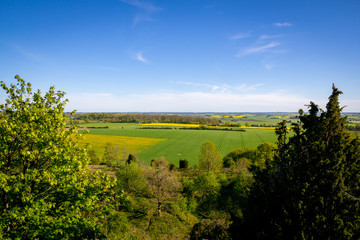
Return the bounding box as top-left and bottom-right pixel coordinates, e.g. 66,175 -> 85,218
157,201 -> 162,217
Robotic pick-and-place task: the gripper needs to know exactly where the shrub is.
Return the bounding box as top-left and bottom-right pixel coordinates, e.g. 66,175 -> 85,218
169,163 -> 176,171
88,149 -> 101,165
126,153 -> 137,164
179,159 -> 189,169
190,219 -> 231,240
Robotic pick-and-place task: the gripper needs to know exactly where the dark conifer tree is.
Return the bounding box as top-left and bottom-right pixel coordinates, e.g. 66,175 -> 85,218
240,85 -> 360,239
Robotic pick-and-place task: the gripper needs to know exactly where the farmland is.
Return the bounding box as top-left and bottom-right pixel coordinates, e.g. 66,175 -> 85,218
77,112 -> 360,166
79,122 -> 278,166
80,134 -> 165,157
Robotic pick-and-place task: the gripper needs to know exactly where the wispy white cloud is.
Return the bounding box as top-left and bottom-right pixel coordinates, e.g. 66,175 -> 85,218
174,81 -> 262,93
174,81 -> 223,92
131,51 -> 148,63
259,34 -> 285,41
263,63 -> 274,70
261,59 -> 276,70
235,83 -> 263,92
237,41 -> 281,56
66,90 -> 312,112
273,22 -> 293,27
118,0 -> 160,12
229,32 -> 251,40
119,0 -> 161,26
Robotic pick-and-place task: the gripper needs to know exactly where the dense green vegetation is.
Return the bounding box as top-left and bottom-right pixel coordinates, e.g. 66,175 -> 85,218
0,76 -> 115,239
1,76 -> 359,239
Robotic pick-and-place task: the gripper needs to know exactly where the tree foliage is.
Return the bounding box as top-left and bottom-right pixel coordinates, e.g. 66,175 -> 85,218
0,75 -> 115,239
146,158 -> 182,217
242,85 -> 360,239
223,143 -> 275,173
116,162 -> 148,197
198,141 -> 223,172
103,142 -> 120,165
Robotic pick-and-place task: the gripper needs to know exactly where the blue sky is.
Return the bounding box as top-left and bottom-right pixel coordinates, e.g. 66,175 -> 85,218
1,0 -> 360,112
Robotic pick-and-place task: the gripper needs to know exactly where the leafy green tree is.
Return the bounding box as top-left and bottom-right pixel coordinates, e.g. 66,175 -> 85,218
233,157 -> 250,173
146,158 -> 182,217
103,142 -> 120,165
222,156 -> 235,168
116,162 -> 148,196
251,142 -> 276,171
223,147 -> 255,168
199,141 -> 223,172
218,171 -> 252,220
0,75 -> 115,239
193,171 -> 221,213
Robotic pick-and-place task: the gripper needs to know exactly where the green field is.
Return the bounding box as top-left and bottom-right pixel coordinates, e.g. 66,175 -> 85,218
79,123 -> 279,166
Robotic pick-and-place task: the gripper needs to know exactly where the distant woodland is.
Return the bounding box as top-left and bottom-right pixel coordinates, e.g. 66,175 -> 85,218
69,112 -> 219,125
1,76 -> 359,239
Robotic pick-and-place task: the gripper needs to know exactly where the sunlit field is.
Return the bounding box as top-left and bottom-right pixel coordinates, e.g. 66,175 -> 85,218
140,122 -> 278,130
80,134 -> 165,158
79,123 -> 279,166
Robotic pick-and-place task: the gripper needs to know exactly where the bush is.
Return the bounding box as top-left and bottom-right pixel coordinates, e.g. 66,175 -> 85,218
126,153 -> 137,164
88,149 -> 101,165
169,163 -> 176,171
179,159 -> 189,169
190,219 -> 231,240
107,212 -> 130,238
223,156 -> 235,168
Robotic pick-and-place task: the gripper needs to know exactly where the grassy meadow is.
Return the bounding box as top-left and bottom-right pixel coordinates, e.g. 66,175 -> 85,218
79,122 -> 279,166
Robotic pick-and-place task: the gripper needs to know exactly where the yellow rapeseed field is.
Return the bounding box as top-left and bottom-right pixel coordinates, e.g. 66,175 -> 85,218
141,123 -> 201,128
141,123 -> 280,130
80,134 -> 165,155
239,126 -> 277,130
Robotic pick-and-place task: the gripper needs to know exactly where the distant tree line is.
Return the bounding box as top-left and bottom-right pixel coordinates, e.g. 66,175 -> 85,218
347,124 -> 360,132
68,112 -> 219,125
